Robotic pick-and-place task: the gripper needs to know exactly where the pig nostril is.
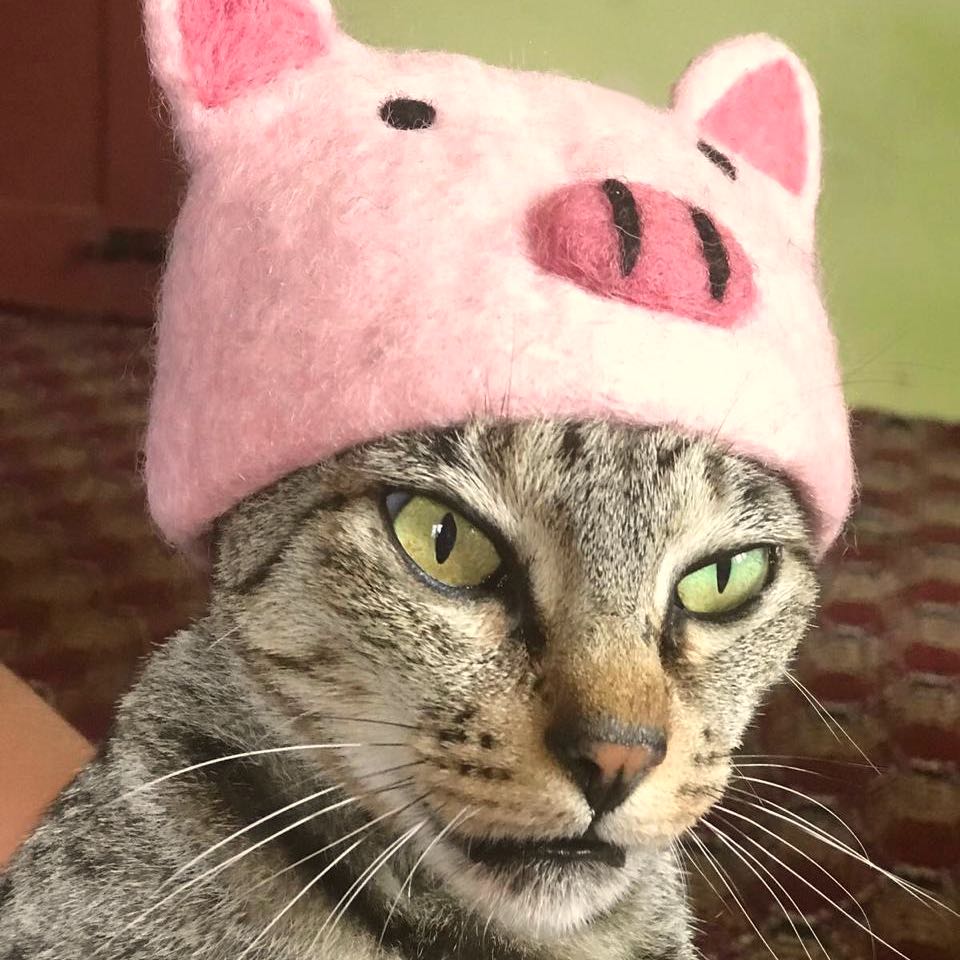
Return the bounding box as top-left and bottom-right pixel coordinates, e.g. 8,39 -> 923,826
689,208 -> 730,302
601,179 -> 642,278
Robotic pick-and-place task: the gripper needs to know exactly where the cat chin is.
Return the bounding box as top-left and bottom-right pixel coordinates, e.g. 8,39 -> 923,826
426,842 -> 642,939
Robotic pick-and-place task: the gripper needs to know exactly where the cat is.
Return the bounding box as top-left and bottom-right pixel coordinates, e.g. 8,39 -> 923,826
0,420 -> 818,959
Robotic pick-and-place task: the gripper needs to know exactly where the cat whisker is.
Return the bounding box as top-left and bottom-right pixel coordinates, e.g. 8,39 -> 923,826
206,626 -> 240,648
732,761 -> 840,783
97,776 -> 416,955
670,841 -> 689,903
784,674 -> 880,774
676,838 -> 727,909
684,829 -> 779,960
378,806 -> 476,948
735,754 -> 879,770
360,759 -> 427,789
237,833 -> 372,960
93,794 -> 363,955
710,804 -> 913,960
239,793 -> 429,899
673,843 -> 712,946
728,776 -> 868,857
312,820 -> 428,951
482,904 -> 497,948
725,793 -> 959,919
684,829 -> 736,895
301,714 -> 423,732
114,741 -> 409,802
700,817 -> 828,960
711,810 -> 878,960
162,782 -> 345,886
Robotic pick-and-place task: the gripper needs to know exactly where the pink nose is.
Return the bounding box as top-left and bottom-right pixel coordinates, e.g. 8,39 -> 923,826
527,180 -> 755,328
546,719 -> 668,816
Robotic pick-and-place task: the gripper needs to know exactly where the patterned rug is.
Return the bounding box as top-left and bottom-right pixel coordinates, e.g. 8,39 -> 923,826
1,311 -> 958,957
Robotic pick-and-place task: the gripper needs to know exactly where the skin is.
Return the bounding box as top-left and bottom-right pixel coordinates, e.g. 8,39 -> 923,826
0,419 -> 818,959
0,667 -> 94,868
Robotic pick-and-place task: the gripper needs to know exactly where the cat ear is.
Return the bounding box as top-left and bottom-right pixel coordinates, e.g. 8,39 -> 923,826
673,35 -> 821,228
144,0 -> 337,116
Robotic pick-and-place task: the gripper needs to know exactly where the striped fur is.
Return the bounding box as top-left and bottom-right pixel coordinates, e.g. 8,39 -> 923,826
0,420 -> 817,959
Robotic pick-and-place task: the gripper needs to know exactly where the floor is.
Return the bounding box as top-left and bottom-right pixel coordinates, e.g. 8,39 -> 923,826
1,311 -> 958,957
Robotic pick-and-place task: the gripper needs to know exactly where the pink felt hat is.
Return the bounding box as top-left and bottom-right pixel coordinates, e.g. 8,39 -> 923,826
144,0 -> 854,554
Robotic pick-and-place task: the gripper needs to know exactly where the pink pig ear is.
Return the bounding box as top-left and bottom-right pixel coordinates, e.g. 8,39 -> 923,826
144,0 -> 336,115
674,35 -> 821,213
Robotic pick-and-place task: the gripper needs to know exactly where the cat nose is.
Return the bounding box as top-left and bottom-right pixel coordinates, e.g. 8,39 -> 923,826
546,719 -> 667,817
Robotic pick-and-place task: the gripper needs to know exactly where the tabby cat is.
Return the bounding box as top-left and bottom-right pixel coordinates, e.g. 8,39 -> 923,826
0,420 -> 818,959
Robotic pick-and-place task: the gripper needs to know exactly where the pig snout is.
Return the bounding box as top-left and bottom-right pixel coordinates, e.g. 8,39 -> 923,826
528,180 -> 755,328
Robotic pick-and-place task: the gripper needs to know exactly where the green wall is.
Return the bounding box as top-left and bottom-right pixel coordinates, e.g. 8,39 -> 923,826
337,0 -> 960,420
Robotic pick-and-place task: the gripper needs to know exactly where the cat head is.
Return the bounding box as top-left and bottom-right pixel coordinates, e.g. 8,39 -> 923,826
212,420 -> 819,940
143,0 -> 853,556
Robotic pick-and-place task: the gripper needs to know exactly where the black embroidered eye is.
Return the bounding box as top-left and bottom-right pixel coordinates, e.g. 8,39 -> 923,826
380,98 -> 436,130
697,140 -> 737,180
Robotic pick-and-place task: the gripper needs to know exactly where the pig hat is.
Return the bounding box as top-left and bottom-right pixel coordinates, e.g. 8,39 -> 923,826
144,0 -> 854,553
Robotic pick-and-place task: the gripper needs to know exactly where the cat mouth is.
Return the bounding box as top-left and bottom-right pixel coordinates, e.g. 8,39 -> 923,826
460,831 -> 626,869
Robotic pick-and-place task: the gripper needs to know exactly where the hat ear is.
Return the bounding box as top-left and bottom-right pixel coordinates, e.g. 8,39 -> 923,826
674,35 -> 821,218
144,0 -> 336,115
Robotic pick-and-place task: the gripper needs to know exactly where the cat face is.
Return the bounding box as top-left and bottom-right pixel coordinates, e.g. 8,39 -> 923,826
214,420 -> 817,937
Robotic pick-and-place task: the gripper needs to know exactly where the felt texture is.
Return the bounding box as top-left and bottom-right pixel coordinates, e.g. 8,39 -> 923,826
528,181 -> 755,327
701,59 -> 808,196
142,2 -> 854,554
178,0 -> 328,108
672,35 -> 822,248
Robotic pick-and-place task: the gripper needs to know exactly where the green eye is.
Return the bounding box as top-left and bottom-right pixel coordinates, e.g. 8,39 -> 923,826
676,547 -> 773,618
387,493 -> 502,589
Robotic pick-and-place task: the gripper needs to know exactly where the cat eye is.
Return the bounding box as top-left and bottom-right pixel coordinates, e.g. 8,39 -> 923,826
385,493 -> 502,589
675,546 -> 774,619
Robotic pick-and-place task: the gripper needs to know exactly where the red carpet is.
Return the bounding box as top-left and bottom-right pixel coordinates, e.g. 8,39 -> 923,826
1,311 -> 957,956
